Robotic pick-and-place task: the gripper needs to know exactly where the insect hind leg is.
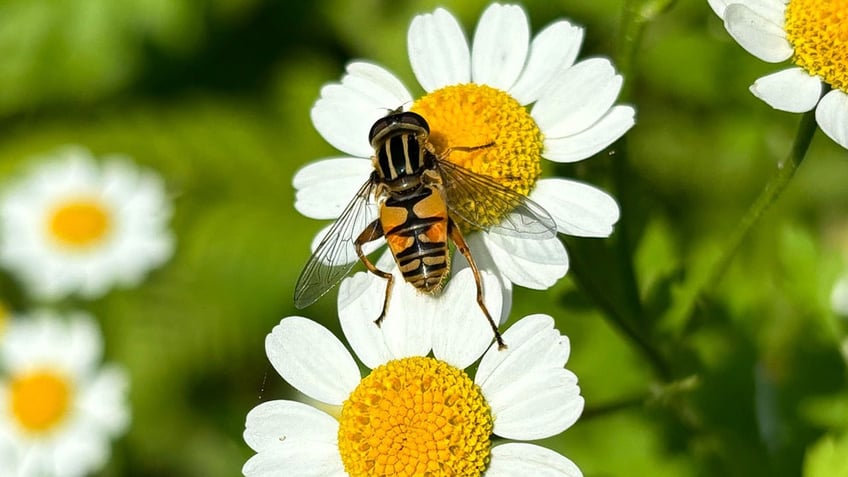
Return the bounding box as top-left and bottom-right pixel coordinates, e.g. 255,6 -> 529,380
448,220 -> 507,350
355,221 -> 394,326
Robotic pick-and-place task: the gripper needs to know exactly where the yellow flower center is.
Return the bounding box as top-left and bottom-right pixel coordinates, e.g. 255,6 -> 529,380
785,0 -> 848,92
337,356 -> 492,477
9,369 -> 74,434
412,84 -> 543,228
47,198 -> 112,248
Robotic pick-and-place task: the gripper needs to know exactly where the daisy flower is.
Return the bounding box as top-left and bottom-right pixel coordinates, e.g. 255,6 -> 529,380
243,306 -> 584,476
0,310 -> 129,477
709,0 -> 848,149
0,146 -> 175,301
294,3 -> 630,326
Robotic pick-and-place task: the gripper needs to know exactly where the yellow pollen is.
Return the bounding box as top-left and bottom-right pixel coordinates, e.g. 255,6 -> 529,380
785,0 -> 848,92
9,369 -> 74,434
412,84 -> 543,229
337,356 -> 492,477
47,198 -> 112,248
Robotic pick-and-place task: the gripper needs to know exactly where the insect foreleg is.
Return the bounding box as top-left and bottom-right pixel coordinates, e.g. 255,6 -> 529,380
448,220 -> 507,350
354,220 -> 394,326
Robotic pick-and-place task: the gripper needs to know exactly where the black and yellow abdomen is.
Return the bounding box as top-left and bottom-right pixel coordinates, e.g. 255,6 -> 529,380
380,185 -> 449,292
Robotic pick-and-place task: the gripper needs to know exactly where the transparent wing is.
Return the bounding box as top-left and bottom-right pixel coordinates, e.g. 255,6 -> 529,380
294,177 -> 380,308
436,159 -> 557,240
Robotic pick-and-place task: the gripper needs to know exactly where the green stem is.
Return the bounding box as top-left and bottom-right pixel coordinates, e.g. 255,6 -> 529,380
606,0 -> 650,327
685,107 -> 819,328
582,392 -> 648,420
611,0 -> 680,318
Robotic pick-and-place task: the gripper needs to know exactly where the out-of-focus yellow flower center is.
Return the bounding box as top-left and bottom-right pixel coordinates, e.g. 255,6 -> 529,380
412,84 -> 542,229
785,0 -> 848,92
47,199 -> 112,248
9,369 -> 74,434
337,356 -> 492,477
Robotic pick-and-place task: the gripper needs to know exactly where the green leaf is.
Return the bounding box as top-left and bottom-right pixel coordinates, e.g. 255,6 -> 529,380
804,432 -> 848,477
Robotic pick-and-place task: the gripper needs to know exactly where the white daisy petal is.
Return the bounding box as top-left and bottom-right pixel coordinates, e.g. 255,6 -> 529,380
733,0 -> 789,27
58,312 -> 103,378
338,271 -> 394,369
243,441 -> 345,477
477,314 -> 583,439
343,62 -> 413,109
831,274 -> 848,316
476,314 -> 567,387
338,253 -> 434,361
265,317 -> 361,406
542,105 -> 635,163
78,365 -> 131,435
489,367 -> 584,439
707,0 -> 731,16
531,178 -> 620,237
310,98 -> 377,160
311,62 -> 409,159
816,89 -> 848,149
482,234 -> 568,290
749,67 -> 823,113
431,268 -> 502,369
461,233 -> 512,325
293,158 -> 373,220
408,7 -> 470,91
509,20 -> 585,105
244,400 -> 338,453
532,58 -> 624,138
471,3 -> 529,91
723,4 -> 792,63
378,270 -> 437,359
487,443 -> 583,477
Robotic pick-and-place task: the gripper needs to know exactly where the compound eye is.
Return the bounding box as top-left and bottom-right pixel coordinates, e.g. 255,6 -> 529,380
368,117 -> 392,143
398,111 -> 430,134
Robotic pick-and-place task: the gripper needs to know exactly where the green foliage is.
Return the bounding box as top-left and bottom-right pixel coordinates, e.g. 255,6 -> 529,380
804,432 -> 848,477
1,0 -> 847,476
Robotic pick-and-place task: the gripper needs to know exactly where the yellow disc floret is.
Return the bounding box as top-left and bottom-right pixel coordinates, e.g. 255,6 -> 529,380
47,198 -> 112,248
785,0 -> 848,92
412,84 -> 543,229
338,356 -> 492,477
9,369 -> 74,434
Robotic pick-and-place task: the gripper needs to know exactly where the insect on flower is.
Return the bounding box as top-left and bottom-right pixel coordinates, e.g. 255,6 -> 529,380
294,109 -> 557,349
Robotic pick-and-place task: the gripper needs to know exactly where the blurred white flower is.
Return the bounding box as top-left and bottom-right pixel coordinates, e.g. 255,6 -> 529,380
709,0 -> 848,149
0,146 -> 174,301
831,274 -> 848,317
243,312 -> 584,477
0,311 -> 129,477
295,2 -> 628,328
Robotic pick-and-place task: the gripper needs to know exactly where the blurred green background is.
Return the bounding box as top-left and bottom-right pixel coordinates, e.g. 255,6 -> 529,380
1,0 -> 847,476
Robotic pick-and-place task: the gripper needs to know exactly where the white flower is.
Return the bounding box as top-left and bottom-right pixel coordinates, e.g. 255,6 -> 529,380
0,311 -> 130,477
0,146 -> 175,301
243,311 -> 584,477
294,3 -> 630,329
709,0 -> 848,149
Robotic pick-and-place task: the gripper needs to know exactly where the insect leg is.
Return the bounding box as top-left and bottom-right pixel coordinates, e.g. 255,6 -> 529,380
448,219 -> 507,350
354,220 -> 394,326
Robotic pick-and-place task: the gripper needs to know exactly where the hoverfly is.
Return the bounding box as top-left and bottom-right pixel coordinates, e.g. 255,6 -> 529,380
294,109 -> 556,349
